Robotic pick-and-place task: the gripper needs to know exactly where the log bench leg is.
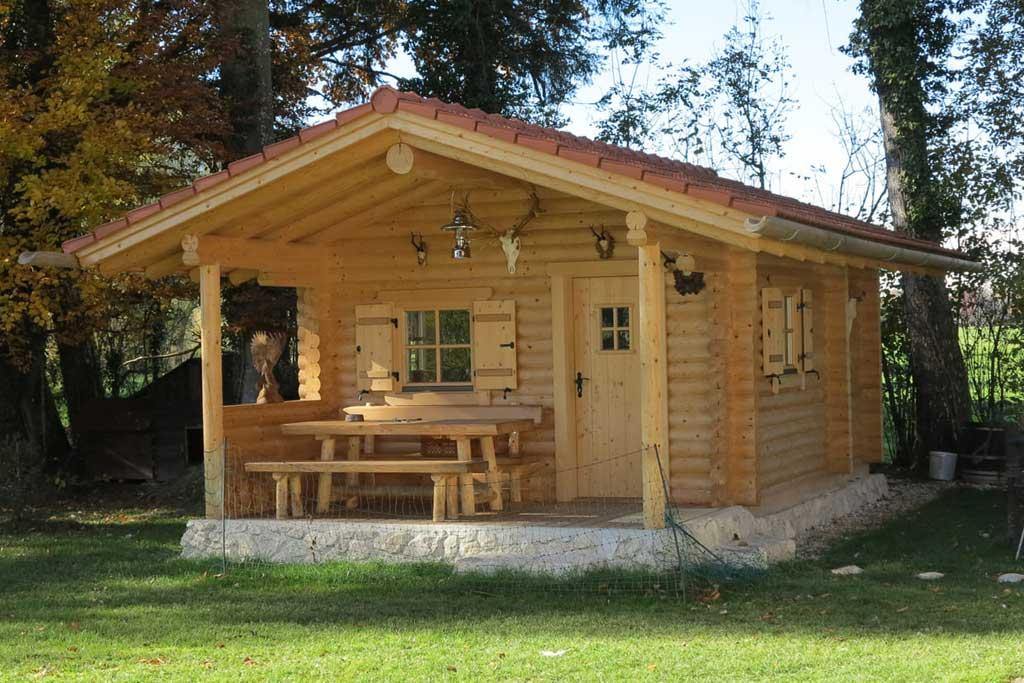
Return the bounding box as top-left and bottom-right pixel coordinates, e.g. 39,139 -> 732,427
456,437 -> 475,516
316,437 -> 335,514
510,467 -> 524,503
273,473 -> 289,520
481,436 -> 504,512
289,474 -> 303,518
431,475 -> 446,522
346,436 -> 361,508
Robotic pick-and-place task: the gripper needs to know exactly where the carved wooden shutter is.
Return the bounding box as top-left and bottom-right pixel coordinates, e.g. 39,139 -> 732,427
472,300 -> 518,390
800,289 -> 815,373
355,303 -> 395,391
761,287 -> 785,376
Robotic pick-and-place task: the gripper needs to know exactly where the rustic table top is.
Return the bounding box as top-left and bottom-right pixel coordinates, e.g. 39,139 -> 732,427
280,418 -> 535,437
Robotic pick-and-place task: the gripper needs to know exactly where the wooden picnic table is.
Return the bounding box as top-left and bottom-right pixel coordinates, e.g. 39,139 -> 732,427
278,418 -> 536,518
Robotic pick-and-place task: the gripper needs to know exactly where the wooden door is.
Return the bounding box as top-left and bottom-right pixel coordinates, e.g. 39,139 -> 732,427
573,276 -> 642,498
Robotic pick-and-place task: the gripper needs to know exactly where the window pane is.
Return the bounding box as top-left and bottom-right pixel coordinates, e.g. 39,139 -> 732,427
439,309 -> 471,345
406,311 -> 436,345
407,347 -> 437,383
600,307 -> 614,328
440,347 -> 472,383
616,307 -> 630,328
601,329 -> 615,351
617,330 -> 631,350
783,296 -> 794,329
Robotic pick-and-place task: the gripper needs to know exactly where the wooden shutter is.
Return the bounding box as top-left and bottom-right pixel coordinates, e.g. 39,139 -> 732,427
355,303 -> 395,391
800,288 -> 815,372
761,287 -> 785,376
472,300 -> 518,390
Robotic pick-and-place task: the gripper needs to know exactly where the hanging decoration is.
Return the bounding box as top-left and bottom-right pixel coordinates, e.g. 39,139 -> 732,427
440,191 -> 479,259
410,233 -> 428,266
662,251 -> 706,296
590,226 -> 615,259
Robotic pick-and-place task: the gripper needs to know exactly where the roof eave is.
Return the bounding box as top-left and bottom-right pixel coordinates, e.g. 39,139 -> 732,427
746,216 -> 982,273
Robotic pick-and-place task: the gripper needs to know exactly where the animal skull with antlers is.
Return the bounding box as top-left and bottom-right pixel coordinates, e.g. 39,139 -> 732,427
483,191 -> 541,274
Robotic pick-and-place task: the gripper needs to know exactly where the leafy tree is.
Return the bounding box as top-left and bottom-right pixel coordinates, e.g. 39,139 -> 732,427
397,0 -> 664,124
0,0 -> 227,459
845,0 -> 973,461
846,0 -> 1024,461
597,0 -> 794,189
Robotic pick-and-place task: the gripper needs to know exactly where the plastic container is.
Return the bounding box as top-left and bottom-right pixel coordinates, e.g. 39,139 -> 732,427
929,450 -> 958,481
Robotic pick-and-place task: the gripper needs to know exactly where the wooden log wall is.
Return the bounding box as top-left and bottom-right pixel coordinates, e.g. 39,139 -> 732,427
657,229 -> 730,505
754,255 -> 829,494
218,184 -> 884,511
848,268 -> 884,463
318,195 -> 727,505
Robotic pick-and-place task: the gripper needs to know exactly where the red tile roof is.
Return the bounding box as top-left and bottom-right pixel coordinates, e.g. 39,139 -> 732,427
63,86 -> 967,262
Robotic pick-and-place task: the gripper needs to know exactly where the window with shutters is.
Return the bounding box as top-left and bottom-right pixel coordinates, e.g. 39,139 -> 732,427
762,287 -> 814,378
402,308 -> 473,386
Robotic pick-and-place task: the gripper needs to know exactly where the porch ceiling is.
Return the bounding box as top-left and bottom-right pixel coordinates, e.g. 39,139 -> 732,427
103,131 -> 581,279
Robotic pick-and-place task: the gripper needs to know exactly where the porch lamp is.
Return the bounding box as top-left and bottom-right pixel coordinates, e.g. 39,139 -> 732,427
441,207 -> 478,259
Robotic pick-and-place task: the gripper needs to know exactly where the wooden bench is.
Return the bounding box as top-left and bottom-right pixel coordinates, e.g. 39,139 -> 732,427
246,459 -> 487,521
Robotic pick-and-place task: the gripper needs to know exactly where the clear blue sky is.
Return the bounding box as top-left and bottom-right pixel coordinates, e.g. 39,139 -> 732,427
382,0 -> 877,206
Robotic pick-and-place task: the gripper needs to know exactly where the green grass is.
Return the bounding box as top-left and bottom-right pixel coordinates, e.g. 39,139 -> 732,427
1,488 -> 1023,681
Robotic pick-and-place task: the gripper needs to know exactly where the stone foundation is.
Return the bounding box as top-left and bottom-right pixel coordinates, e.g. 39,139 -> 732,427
181,473 -> 889,573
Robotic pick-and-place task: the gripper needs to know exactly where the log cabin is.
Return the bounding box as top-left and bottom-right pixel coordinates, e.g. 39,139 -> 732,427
57,87 -> 979,531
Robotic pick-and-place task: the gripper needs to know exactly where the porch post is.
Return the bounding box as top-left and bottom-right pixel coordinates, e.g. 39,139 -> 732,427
199,263 -> 224,518
627,211 -> 668,529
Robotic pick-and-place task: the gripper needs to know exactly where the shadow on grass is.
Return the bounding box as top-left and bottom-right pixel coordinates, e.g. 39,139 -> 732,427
2,487 -> 1021,640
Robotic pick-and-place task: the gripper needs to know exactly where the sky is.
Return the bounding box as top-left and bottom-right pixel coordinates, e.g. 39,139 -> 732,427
381,0 -> 879,209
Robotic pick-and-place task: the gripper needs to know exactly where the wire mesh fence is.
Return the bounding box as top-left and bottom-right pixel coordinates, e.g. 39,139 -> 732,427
195,437 -> 755,599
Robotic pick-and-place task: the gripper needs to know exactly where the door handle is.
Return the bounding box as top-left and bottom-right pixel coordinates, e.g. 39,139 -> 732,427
575,371 -> 590,398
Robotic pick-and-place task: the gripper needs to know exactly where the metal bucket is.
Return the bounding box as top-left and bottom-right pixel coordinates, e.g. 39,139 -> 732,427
929,450 -> 958,481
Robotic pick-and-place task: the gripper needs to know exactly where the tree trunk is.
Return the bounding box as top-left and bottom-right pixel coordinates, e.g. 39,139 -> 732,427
0,346 -> 69,468
877,96 -> 971,460
216,0 -> 274,159
57,340 -> 104,447
214,0 -> 298,404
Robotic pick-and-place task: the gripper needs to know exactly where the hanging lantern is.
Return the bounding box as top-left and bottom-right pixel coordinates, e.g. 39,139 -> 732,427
441,207 -> 478,259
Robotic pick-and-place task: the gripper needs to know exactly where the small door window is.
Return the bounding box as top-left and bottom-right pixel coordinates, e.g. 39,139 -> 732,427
598,305 -> 631,351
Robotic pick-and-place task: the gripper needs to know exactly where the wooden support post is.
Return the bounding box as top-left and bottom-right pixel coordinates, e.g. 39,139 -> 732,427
823,266 -> 852,474
431,475 -> 446,522
273,473 -> 289,520
199,264 -> 224,519
289,475 -> 303,518
456,437 -> 476,515
628,212 -> 668,529
316,437 -> 336,514
721,250 -> 759,505
480,436 -> 503,511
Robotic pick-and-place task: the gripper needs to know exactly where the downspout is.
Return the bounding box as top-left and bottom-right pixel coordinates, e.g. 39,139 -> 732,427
745,216 -> 983,273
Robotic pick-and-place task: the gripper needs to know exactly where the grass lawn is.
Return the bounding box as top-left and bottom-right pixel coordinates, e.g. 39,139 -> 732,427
1,487 -> 1023,681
